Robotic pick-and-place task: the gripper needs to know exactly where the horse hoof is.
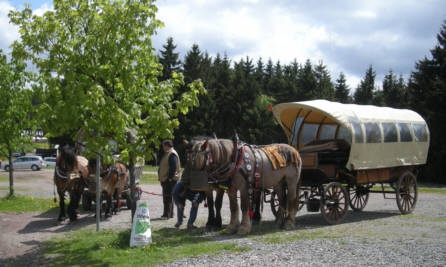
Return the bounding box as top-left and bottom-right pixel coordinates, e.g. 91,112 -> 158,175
237,226 -> 250,235
283,220 -> 295,230
225,224 -> 238,234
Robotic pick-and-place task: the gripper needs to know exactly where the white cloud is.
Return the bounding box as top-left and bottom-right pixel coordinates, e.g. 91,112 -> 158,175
0,1 -> 19,52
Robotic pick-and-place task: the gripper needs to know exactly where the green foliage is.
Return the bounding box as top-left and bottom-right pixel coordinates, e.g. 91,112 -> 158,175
354,65 -> 376,104
0,194 -> 58,212
408,20 -> 446,183
9,0 -> 205,164
44,228 -> 251,266
334,72 -> 351,103
0,48 -> 35,159
159,37 -> 182,81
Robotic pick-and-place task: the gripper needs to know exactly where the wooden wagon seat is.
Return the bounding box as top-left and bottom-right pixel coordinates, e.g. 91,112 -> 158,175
300,139 -> 350,166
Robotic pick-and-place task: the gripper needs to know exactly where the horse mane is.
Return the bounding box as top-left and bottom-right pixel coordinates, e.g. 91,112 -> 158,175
208,139 -> 233,166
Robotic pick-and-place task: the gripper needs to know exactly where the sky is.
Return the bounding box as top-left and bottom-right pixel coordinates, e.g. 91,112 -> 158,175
1,0 -> 445,89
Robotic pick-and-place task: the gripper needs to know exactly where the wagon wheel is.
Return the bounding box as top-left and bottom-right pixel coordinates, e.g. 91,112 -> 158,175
270,186 -> 305,217
396,171 -> 418,214
81,190 -> 92,211
348,185 -> 369,211
320,182 -> 349,224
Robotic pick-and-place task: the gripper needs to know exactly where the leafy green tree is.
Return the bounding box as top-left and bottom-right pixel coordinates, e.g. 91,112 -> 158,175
354,65 -> 376,104
408,20 -> 446,183
0,48 -> 35,196
334,72 -> 350,103
159,37 -> 181,81
10,0 -> 205,210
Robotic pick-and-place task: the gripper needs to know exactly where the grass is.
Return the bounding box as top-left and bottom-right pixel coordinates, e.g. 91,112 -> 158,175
418,187 -> 446,194
0,186 -> 31,191
142,165 -> 158,172
0,194 -> 58,212
44,228 -> 251,266
0,175 -> 8,182
140,173 -> 159,184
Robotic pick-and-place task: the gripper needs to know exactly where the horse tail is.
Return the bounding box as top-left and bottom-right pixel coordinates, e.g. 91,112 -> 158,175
295,151 -> 302,184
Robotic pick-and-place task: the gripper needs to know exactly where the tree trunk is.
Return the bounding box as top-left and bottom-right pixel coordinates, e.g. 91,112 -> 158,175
8,149 -> 14,196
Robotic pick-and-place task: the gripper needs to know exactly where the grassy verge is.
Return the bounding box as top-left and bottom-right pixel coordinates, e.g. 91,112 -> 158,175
418,187 -> 446,194
142,165 -> 158,172
0,175 -> 8,182
0,194 -> 58,212
0,186 -> 31,191
140,173 -> 159,184
44,228 -> 250,266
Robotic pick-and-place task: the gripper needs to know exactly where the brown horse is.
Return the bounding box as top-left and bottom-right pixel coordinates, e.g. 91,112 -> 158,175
87,159 -> 129,218
187,138 -> 302,234
54,146 -> 89,221
184,137 -> 263,231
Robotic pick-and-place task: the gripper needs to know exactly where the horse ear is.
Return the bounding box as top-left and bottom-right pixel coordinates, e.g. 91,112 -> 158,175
201,139 -> 209,151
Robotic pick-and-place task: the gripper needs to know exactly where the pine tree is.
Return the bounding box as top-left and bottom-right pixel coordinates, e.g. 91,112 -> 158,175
299,59 -> 317,100
334,72 -> 350,103
314,61 -> 334,100
354,65 -> 376,104
382,69 -> 406,108
407,20 -> 446,183
158,37 -> 181,81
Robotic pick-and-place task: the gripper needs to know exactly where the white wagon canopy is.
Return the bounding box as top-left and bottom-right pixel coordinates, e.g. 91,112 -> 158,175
272,100 -> 430,171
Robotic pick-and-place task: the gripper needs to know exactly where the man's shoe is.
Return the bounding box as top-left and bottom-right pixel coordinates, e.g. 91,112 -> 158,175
187,224 -> 197,230
160,215 -> 169,220
174,222 -> 182,228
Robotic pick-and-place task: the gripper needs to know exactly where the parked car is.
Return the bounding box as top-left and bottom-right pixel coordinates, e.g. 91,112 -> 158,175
44,157 -> 57,167
2,156 -> 45,171
12,152 -> 24,157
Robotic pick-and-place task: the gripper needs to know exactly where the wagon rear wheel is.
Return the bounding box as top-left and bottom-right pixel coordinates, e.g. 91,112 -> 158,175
348,185 -> 369,211
396,171 -> 418,214
321,182 -> 348,224
270,185 -> 305,217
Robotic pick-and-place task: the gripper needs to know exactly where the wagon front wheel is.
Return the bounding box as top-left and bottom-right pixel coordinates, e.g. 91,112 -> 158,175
348,185 -> 369,211
321,182 -> 348,224
396,171 -> 418,214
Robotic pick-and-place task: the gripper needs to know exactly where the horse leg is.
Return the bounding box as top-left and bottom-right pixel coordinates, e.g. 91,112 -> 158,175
225,186 -> 239,234
57,189 -> 66,221
205,191 -> 215,231
214,188 -> 224,229
274,182 -> 287,227
252,190 -> 262,225
237,184 -> 252,235
283,175 -> 298,230
105,192 -> 112,218
113,189 -> 119,215
68,191 -> 79,222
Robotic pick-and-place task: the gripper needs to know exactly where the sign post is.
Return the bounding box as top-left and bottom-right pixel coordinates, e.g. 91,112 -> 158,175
96,150 -> 101,231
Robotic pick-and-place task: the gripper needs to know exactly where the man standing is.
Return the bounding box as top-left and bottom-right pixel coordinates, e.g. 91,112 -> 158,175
158,140 -> 181,219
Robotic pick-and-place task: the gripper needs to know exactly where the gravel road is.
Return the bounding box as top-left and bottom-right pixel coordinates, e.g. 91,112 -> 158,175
1,169 -> 446,266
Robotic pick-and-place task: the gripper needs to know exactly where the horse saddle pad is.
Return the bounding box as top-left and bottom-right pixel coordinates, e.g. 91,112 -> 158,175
260,145 -> 297,170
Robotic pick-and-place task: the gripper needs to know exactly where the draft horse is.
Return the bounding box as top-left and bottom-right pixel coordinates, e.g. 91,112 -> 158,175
87,159 -> 129,218
184,137 -> 263,231
54,146 -> 89,221
187,138 -> 302,234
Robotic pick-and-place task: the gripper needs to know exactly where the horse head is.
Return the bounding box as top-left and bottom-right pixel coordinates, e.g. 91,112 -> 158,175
58,145 -> 77,173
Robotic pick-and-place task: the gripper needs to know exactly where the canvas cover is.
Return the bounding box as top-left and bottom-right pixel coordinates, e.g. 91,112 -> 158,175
272,100 -> 430,170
